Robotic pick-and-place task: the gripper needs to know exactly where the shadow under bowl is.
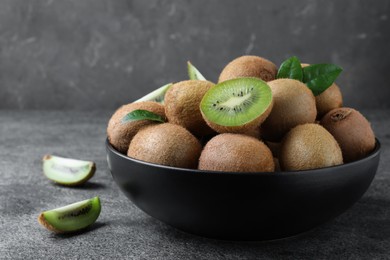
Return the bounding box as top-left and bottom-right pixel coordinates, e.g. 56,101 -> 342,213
106,138 -> 381,241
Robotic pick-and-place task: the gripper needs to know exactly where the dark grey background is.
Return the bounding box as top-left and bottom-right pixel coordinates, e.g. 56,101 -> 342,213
0,0 -> 389,110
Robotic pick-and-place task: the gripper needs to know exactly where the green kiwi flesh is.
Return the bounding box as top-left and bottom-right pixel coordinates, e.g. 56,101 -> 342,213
38,197 -> 101,233
188,61 -> 206,80
134,83 -> 172,104
200,78 -> 273,133
43,155 -> 95,186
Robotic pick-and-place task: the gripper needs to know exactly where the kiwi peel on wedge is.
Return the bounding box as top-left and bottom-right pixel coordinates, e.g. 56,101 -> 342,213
200,77 -> 273,133
43,155 -> 96,186
38,197 -> 101,233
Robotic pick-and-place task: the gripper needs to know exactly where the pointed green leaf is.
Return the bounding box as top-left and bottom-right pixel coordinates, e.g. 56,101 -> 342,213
277,56 -> 303,81
188,61 -> 206,80
122,109 -> 166,124
303,64 -> 343,96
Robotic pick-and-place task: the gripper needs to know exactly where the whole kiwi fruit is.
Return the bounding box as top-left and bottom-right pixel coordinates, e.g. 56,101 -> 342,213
321,107 -> 375,162
280,124 -> 343,171
128,123 -> 202,169
261,79 -> 317,142
218,55 -> 277,83
198,133 -> 274,172
315,83 -> 343,118
107,101 -> 166,153
301,63 -> 343,118
165,80 -> 215,136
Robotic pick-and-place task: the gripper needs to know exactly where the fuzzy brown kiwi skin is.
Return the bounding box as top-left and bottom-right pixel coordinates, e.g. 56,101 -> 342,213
279,124 -> 343,171
218,56 -> 277,83
320,107 -> 375,163
38,213 -> 61,233
165,80 -> 215,137
128,123 -> 202,169
261,79 -> 317,142
301,63 -> 343,119
202,100 -> 273,134
107,101 -> 166,153
198,133 -> 275,172
315,83 -> 343,118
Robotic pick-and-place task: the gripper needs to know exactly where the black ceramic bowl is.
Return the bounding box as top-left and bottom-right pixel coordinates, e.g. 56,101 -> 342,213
106,139 -> 381,241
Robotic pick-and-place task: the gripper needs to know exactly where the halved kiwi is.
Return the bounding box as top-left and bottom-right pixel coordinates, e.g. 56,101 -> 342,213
38,197 -> 101,233
43,155 -> 96,186
200,78 -> 273,133
134,83 -> 172,104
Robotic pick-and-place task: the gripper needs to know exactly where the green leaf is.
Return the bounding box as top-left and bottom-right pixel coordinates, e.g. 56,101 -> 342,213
277,56 -> 303,81
122,109 -> 166,124
188,61 -> 206,80
303,64 -> 343,96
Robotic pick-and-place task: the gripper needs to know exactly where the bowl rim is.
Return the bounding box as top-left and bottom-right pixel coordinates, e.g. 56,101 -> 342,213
106,138 -> 381,176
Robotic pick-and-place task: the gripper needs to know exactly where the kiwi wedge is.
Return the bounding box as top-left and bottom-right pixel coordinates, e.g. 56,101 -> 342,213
200,78 -> 273,133
187,61 -> 206,80
38,197 -> 101,233
134,83 -> 172,104
43,155 -> 96,186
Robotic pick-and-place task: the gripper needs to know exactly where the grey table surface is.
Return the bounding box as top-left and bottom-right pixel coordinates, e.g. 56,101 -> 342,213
0,109 -> 389,259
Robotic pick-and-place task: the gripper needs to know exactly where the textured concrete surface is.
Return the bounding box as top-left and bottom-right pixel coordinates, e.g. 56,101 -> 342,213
0,110 -> 389,259
0,0 -> 389,110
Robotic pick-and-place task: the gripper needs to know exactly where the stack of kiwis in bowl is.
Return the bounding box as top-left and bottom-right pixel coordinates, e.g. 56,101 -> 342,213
107,55 -> 376,172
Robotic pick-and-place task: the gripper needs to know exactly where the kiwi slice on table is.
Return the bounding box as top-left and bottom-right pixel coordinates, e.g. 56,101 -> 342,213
200,77 -> 273,133
43,155 -> 96,186
134,83 -> 172,104
38,197 -> 101,233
